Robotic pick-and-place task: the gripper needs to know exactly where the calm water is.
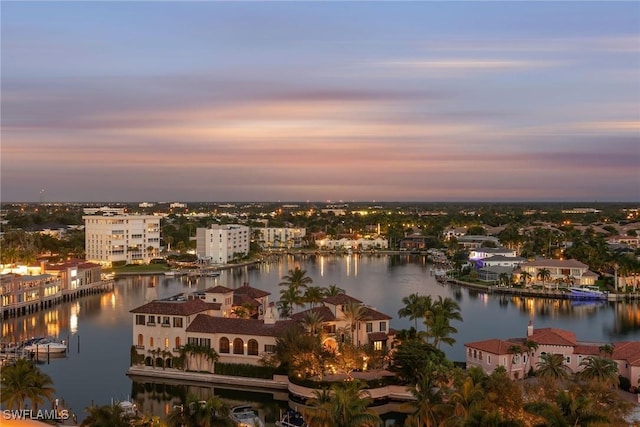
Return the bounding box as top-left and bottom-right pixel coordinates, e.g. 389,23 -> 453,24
2,254 -> 639,421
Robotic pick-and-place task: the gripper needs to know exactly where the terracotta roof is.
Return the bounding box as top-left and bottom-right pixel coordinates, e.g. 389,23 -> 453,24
205,285 -> 234,294
521,259 -> 588,269
323,294 -> 362,305
530,328 -> 577,346
368,332 -> 390,341
233,294 -> 261,308
573,345 -> 600,356
612,342 -> 640,367
290,306 -> 336,322
186,314 -> 296,336
130,298 -> 218,316
361,306 -> 392,321
465,339 -> 524,355
234,284 -> 270,298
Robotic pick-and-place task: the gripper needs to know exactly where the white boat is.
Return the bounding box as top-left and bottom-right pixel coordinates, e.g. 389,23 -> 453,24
276,410 -> 307,427
568,286 -> 607,300
230,405 -> 264,427
164,270 -> 178,276
24,338 -> 67,354
117,400 -> 138,418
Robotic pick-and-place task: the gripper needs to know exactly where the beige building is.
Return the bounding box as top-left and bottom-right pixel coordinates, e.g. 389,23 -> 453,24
83,214 -> 161,266
465,322 -> 640,385
517,259 -> 598,287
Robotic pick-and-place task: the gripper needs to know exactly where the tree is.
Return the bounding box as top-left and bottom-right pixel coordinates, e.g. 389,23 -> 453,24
279,267 -> 313,292
279,285 -> 304,315
306,380 -> 380,427
578,356 -> 619,387
300,311 -> 324,337
81,403 -> 130,427
398,293 -> 431,330
425,313 -> 458,349
536,353 -> 570,384
519,271 -> 533,287
448,376 -> 484,422
536,268 -> 552,289
304,286 -> 325,308
403,369 -> 452,427
323,284 -> 346,297
341,302 -> 365,347
1,359 -> 55,411
522,339 -> 539,376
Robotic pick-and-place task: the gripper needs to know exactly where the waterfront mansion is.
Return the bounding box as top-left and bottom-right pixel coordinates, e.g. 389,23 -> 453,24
465,321 -> 640,386
130,284 -> 394,369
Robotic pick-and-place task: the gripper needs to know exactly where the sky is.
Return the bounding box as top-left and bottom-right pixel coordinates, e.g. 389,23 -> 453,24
1,2 -> 639,203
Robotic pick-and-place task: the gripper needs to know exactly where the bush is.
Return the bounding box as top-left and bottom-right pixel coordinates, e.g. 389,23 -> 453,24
214,362 -> 276,379
619,376 -> 631,391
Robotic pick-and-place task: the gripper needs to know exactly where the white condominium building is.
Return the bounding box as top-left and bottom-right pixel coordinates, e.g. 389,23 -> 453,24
83,214 -> 161,266
196,224 -> 250,264
256,227 -> 306,248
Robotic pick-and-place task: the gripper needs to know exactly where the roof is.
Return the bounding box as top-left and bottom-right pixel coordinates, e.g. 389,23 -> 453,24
361,306 -> 392,321
290,306 -> 336,322
233,294 -> 261,308
234,284 -> 270,298
573,345 -> 600,356
530,328 -> 577,346
323,294 -> 362,305
205,285 -> 234,294
130,298 -> 219,316
368,332 -> 390,341
465,339 -> 524,355
186,314 -> 296,336
46,261 -> 101,270
612,342 -> 640,367
521,259 -> 588,269
481,255 -> 525,262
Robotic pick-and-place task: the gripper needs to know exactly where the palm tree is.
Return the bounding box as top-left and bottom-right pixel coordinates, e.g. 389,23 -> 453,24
507,344 -> 524,379
522,339 -> 539,376
279,267 -> 313,292
81,403 -> 130,427
305,388 -> 333,427
425,313 -> 458,349
323,284 -> 346,297
404,371 -> 451,427
536,353 -> 570,384
304,286 -> 325,308
342,302 -> 365,347
300,311 -> 325,337
598,344 -> 614,358
578,356 -> 619,387
279,285 -> 303,315
324,380 -> 381,427
398,293 -> 431,330
448,376 -> 484,422
498,272 -> 511,287
1,359 -> 55,411
536,268 -> 552,289
519,271 -> 532,287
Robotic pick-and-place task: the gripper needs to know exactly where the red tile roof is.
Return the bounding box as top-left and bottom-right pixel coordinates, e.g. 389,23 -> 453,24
205,286 -> 234,294
573,345 -> 600,356
361,306 -> 392,321
465,339 -> 524,355
186,314 -> 296,336
530,328 -> 577,346
130,298 -> 219,316
368,332 -> 390,341
290,306 -> 336,322
612,342 -> 640,367
522,259 -> 588,269
234,284 -> 270,298
323,294 -> 362,305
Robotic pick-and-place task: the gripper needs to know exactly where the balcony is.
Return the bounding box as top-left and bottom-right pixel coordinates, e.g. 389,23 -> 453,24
146,322 -> 156,326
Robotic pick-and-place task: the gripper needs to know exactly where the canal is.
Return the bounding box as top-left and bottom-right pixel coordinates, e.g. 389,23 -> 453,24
2,254 -> 639,422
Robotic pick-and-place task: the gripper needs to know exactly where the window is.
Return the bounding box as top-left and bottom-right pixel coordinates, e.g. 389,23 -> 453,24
219,337 -> 230,354
366,323 -> 373,333
233,338 -> 244,355
164,338 -> 169,348
136,315 -> 145,325
137,334 -> 144,347
264,344 -> 276,354
566,356 -> 570,364
150,337 -> 154,347
374,341 -> 383,351
379,321 -> 386,332
175,337 -> 181,349
162,316 -> 170,326
173,317 -> 183,328
248,339 -> 259,356
479,351 -> 483,361
147,315 -> 155,325
468,348 -> 472,357
487,355 -> 491,365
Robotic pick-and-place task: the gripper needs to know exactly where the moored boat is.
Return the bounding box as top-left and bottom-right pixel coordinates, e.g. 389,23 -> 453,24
567,286 -> 606,300
24,338 -> 67,354
230,405 -> 264,427
276,409 -> 307,427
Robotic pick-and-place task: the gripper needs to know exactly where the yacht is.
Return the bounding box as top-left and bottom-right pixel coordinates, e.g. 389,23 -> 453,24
567,286 -> 606,300
230,405 -> 264,427
24,338 -> 67,354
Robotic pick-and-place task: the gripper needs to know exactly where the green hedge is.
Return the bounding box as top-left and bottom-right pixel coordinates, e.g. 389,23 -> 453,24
288,374 -> 400,390
214,362 -> 277,379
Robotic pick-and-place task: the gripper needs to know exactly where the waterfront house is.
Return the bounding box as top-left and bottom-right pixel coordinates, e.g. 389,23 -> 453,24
516,259 -> 598,287
465,321 -> 640,386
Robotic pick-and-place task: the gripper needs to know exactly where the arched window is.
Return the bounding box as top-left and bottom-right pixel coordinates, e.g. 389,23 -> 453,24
473,350 -> 477,359
479,351 -> 483,361
219,337 -> 230,354
233,338 -> 244,355
247,339 -> 259,356
468,348 -> 472,356
150,337 -> 154,348
137,334 -> 144,347
164,338 -> 169,348
175,337 -> 181,349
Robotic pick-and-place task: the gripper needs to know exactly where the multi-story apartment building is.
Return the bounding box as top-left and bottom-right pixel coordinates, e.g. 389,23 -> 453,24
255,227 -> 306,249
83,214 -> 161,266
196,224 -> 250,264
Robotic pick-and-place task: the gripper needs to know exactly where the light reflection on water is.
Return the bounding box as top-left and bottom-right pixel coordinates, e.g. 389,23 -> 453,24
1,254 -> 639,422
